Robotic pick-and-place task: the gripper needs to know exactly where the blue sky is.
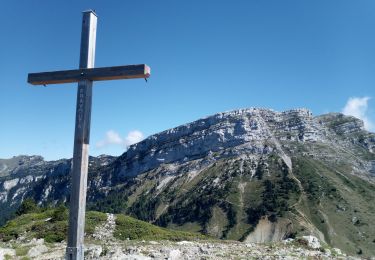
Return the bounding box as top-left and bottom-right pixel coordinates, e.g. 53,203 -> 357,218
1,1 -> 374,160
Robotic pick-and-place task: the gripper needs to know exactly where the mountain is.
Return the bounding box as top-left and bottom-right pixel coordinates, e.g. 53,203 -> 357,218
0,155 -> 115,224
1,108 -> 375,257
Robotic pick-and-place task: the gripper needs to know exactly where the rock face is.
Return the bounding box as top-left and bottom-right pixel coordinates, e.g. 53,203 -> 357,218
117,108 -> 316,178
105,108 -> 374,182
0,155 -> 115,225
1,108 -> 375,257
244,218 -> 293,243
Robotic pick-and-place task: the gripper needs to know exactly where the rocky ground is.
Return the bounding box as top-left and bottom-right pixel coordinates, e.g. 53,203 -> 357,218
0,238 -> 365,259
0,214 -> 370,260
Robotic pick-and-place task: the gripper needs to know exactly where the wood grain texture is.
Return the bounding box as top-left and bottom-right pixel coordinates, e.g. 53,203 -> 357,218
28,64 -> 151,85
66,11 -> 97,260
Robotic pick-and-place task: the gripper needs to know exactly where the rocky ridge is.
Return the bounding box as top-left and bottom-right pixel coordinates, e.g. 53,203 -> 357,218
106,108 -> 374,182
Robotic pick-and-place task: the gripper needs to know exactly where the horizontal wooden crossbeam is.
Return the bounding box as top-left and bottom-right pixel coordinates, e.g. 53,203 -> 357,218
28,64 -> 151,85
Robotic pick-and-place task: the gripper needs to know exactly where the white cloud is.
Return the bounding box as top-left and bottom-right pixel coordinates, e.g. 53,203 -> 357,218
124,130 -> 144,147
96,130 -> 144,149
342,97 -> 374,131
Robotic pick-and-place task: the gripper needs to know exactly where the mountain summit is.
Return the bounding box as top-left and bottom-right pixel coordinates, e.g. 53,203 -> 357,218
1,108 -> 375,256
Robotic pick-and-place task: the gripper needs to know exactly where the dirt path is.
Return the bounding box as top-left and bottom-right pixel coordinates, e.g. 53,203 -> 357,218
92,213 -> 117,242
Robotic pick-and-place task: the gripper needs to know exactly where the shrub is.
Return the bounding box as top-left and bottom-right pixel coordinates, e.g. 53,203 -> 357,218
51,204 -> 68,222
34,221 -> 67,243
16,198 -> 39,216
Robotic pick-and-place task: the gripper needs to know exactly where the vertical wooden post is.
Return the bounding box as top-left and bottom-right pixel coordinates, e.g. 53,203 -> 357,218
66,10 -> 97,260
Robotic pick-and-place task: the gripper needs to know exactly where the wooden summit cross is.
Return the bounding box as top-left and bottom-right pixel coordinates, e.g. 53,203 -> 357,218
27,10 -> 150,260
